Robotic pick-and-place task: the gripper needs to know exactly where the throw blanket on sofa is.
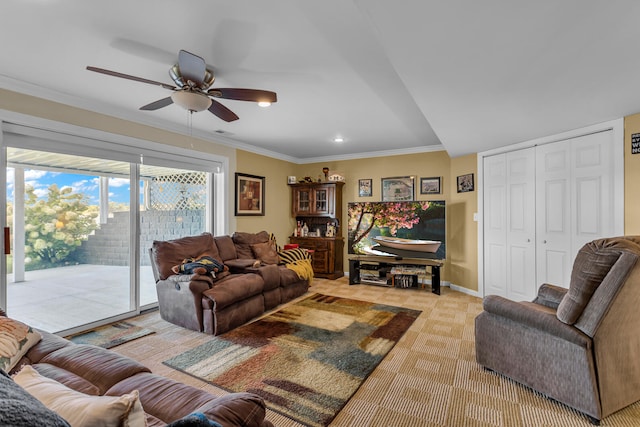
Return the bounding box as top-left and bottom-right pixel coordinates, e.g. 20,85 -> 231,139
278,248 -> 314,283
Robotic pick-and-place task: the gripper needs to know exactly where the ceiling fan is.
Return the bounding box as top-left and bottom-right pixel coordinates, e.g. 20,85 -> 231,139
87,50 -> 277,122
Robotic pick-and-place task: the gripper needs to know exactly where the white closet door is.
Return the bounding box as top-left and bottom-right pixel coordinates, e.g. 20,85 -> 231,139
536,141 -> 572,287
505,148 -> 536,301
482,148 -> 535,299
536,130 -> 615,288
483,154 -> 508,296
572,131 -> 615,253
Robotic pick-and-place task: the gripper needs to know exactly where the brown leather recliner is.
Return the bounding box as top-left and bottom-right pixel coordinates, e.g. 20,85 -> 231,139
475,236 -> 640,424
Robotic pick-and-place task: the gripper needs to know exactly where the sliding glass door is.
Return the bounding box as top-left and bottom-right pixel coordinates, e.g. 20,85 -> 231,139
6,148 -> 133,332
139,165 -> 209,307
1,121 -> 223,334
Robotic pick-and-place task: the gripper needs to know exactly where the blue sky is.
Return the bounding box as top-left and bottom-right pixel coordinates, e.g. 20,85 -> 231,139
7,168 -> 132,205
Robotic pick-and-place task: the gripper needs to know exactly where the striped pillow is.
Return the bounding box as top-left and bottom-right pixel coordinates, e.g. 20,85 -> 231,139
278,248 -> 312,265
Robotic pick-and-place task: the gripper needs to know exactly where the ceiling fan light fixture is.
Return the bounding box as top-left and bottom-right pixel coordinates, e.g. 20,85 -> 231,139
171,90 -> 212,112
333,136 -> 344,143
258,101 -> 271,108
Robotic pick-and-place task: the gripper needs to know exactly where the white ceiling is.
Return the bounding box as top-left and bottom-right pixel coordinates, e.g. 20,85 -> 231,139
2,0 -> 640,162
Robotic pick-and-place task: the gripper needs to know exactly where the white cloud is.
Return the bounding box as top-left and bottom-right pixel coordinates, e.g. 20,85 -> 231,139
109,178 -> 130,187
25,170 -> 48,180
71,179 -> 98,193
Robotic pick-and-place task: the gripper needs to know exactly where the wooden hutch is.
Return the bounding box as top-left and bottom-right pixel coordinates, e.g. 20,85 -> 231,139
289,181 -> 344,279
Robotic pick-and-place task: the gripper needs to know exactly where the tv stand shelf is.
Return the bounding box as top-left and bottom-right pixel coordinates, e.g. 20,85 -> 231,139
348,255 -> 444,295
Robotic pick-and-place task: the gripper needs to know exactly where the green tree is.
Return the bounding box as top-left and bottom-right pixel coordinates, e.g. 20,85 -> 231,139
24,184 -> 98,269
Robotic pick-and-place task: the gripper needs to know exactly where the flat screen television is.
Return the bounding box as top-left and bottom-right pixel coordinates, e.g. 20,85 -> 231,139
347,200 -> 446,259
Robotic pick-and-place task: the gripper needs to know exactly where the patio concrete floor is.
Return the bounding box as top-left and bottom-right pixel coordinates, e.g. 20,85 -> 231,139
7,264 -> 157,334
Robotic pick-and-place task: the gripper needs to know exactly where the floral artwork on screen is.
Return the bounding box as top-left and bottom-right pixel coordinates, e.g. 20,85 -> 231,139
347,200 -> 446,259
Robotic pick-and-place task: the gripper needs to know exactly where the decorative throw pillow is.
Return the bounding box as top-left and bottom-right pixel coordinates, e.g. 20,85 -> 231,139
277,248 -> 312,265
251,241 -> 279,265
0,368 -> 71,427
13,365 -> 147,427
0,316 -> 42,372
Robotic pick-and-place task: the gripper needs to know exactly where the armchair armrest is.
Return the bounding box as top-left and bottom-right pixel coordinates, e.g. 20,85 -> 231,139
533,283 -> 568,309
482,295 -> 590,348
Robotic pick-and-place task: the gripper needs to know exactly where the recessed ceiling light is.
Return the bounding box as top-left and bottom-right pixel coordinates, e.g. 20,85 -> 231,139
258,101 -> 271,107
333,137 -> 344,143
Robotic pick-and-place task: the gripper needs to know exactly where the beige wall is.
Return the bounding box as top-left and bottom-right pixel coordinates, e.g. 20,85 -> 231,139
625,113 -> 640,234
235,150 -> 297,244
235,150 -> 479,290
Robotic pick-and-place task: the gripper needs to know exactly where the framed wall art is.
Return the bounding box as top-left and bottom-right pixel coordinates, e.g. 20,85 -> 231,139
457,173 -> 474,193
420,177 -> 441,194
235,173 -> 265,216
358,178 -> 373,197
381,176 -> 414,201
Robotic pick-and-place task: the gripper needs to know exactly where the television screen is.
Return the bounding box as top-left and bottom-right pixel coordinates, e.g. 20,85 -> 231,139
347,200 -> 446,259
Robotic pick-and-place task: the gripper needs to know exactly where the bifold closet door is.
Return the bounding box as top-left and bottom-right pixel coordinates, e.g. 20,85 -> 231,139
536,131 -> 615,288
483,148 -> 536,300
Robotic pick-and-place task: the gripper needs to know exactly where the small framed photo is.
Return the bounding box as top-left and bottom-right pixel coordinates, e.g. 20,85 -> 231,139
420,177 -> 441,194
381,176 -> 414,201
235,173 -> 265,216
358,179 -> 373,197
457,173 -> 474,193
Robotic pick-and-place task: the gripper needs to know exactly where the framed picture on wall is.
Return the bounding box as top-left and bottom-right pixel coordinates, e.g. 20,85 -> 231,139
235,173 -> 265,216
420,177 -> 441,194
381,176 -> 415,201
457,173 -> 474,193
358,179 -> 373,197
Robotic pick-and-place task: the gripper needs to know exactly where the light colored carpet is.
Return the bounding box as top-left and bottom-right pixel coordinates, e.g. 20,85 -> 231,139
113,278 -> 640,426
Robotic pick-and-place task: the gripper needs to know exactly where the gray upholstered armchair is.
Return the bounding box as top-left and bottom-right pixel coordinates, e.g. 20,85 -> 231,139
475,236 -> 640,425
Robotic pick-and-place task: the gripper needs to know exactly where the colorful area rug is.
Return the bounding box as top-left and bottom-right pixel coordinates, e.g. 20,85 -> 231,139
67,321 -> 154,349
163,293 -> 421,427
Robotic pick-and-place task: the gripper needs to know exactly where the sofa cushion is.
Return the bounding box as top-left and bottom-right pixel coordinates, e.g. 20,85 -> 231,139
232,231 -> 269,259
251,241 -> 279,265
0,315 -> 42,372
214,236 -> 237,261
0,368 -> 71,427
557,240 -> 623,324
39,344 -> 151,395
152,233 -> 221,281
14,365 -> 146,427
202,274 -> 264,312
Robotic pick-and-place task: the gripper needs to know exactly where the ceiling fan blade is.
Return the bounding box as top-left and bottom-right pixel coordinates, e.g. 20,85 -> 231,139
208,88 -> 277,103
86,66 -> 176,90
178,50 -> 206,86
140,97 -> 173,111
208,99 -> 239,122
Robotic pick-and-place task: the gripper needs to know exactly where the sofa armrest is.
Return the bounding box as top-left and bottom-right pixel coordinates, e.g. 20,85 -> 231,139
533,283 -> 568,308
482,295 -> 590,348
156,275 -> 213,332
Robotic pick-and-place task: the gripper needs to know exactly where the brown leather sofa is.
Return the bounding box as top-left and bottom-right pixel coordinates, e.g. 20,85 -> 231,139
150,231 -> 309,335
475,236 -> 640,424
8,326 -> 274,427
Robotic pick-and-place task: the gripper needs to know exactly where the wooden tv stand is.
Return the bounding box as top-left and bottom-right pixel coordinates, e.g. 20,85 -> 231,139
348,255 -> 444,295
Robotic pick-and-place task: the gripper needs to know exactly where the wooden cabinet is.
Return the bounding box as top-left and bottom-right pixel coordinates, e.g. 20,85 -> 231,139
290,183 -> 342,217
289,236 -> 343,279
289,182 -> 344,279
